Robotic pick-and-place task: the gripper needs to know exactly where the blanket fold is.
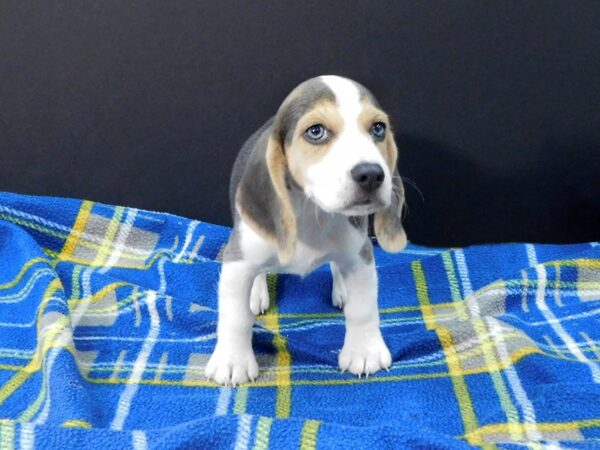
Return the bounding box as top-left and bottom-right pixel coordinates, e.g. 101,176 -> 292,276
0,191 -> 598,449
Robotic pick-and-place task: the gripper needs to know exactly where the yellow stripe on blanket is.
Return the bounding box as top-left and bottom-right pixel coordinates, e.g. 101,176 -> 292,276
59,200 -> 94,261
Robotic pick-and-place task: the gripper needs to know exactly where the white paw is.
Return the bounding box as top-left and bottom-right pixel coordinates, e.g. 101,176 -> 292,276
250,274 -> 270,315
339,333 -> 392,377
331,264 -> 346,309
205,345 -> 259,386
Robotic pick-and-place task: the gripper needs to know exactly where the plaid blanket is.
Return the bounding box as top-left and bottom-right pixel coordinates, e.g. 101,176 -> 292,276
0,191 -> 599,449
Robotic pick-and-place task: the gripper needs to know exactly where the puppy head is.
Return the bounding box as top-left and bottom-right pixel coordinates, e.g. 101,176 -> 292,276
279,75 -> 407,251
237,75 -> 407,263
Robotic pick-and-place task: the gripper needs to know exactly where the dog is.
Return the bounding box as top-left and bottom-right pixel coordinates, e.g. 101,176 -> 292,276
206,75 -> 407,385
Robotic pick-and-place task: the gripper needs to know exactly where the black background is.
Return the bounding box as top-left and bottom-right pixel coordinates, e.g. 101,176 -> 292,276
1,1 -> 598,246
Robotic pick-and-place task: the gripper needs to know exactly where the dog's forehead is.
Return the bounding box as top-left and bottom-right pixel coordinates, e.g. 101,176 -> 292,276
277,78 -> 335,144
276,76 -> 381,143
321,75 -> 382,113
320,75 -> 376,117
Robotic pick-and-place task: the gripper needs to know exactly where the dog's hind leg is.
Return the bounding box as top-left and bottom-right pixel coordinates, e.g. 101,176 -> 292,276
330,262 -> 347,310
249,273 -> 270,315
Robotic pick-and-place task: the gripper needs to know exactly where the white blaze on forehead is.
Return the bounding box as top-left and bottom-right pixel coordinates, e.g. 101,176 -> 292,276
319,75 -> 362,123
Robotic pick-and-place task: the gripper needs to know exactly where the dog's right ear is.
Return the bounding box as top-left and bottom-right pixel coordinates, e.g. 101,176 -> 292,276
374,128 -> 408,253
235,129 -> 297,265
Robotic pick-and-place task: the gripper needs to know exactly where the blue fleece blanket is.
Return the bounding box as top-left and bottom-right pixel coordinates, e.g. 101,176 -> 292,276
0,192 -> 599,449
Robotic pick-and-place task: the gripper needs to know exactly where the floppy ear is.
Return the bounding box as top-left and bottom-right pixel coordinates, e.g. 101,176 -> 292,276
374,133 -> 408,252
235,131 -> 297,265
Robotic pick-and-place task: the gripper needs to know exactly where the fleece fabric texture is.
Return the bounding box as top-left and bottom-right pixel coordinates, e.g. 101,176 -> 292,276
0,191 -> 599,449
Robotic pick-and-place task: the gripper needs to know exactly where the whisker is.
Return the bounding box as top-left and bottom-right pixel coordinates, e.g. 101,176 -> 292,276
402,199 -> 409,219
400,176 -> 425,203
390,183 -> 410,219
300,193 -> 311,219
388,187 -> 408,218
391,186 -> 403,201
314,202 -> 321,228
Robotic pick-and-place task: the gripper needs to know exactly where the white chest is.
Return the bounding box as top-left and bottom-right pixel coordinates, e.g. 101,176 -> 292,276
278,238 -> 332,275
238,210 -> 365,275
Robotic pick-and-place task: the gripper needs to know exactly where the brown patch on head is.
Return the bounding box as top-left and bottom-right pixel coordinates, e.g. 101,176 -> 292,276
284,100 -> 343,187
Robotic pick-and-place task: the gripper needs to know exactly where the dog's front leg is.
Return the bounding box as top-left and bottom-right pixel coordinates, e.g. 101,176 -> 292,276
336,247 -> 392,377
206,261 -> 259,385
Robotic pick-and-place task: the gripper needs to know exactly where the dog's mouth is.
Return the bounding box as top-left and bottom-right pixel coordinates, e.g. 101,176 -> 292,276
353,196 -> 372,206
341,195 -> 386,215
305,186 -> 389,216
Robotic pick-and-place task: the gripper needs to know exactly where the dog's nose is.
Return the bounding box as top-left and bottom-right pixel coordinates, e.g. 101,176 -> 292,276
351,163 -> 385,193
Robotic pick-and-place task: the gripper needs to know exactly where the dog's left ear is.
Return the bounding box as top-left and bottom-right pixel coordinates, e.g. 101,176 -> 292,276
235,127 -> 297,265
374,132 -> 408,252
264,135 -> 297,264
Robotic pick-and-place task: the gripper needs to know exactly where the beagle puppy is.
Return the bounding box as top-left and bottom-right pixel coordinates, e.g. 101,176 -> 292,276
206,75 -> 407,385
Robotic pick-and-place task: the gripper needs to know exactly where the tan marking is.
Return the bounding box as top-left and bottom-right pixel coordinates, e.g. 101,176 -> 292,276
285,101 -> 344,187
374,207 -> 407,253
357,103 -> 390,132
236,136 -> 297,265
374,162 -> 406,253
295,101 -> 344,141
265,137 -> 297,264
358,102 -> 395,167
385,131 -> 399,172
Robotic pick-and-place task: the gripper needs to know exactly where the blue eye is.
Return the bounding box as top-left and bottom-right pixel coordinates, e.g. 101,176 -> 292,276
371,122 -> 386,140
304,124 -> 327,142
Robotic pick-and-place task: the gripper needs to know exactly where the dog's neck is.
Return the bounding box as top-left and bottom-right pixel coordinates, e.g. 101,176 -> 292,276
286,176 -> 368,242
288,183 -> 334,224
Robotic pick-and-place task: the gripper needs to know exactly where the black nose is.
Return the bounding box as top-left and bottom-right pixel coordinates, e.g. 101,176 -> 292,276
351,163 -> 385,193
